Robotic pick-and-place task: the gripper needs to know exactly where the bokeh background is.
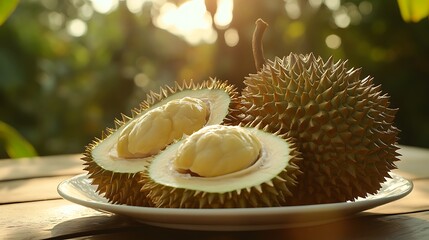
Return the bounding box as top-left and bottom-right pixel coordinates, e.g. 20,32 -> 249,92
1,0 -> 428,158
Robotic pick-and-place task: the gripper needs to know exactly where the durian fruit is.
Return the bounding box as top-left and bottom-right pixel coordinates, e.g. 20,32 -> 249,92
82,79 -> 239,206
140,124 -> 302,208
235,19 -> 400,205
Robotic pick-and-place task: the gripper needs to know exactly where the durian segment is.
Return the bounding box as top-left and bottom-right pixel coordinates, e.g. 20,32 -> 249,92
237,53 -> 400,205
83,79 -> 239,206
140,125 -> 302,208
174,125 -> 262,177
117,97 -> 209,158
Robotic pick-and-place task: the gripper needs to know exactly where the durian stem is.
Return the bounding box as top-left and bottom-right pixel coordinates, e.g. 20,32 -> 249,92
252,18 -> 268,71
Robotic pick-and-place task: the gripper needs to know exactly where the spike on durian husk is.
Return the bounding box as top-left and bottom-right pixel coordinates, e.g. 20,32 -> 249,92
237,53 -> 400,205
82,78 -> 240,206
139,125 -> 302,208
82,145 -> 152,206
141,169 -> 298,208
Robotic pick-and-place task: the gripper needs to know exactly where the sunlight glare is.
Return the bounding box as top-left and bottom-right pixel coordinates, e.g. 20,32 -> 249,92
154,0 -> 217,45
47,12 -> 65,31
324,0 -> 340,11
90,0 -> 119,14
309,0 -> 323,9
285,0 -> 301,20
325,34 -> 341,49
67,19 -> 87,37
214,0 -> 233,29
126,0 -> 149,14
79,3 -> 94,20
224,28 -> 239,47
134,73 -> 151,88
333,7 -> 351,28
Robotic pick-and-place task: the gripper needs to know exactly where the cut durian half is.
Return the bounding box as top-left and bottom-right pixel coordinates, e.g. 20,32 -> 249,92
140,125 -> 302,208
82,79 -> 239,206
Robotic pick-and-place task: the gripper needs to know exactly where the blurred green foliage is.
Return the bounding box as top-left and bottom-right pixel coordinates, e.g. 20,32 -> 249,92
0,0 -> 19,25
0,0 -> 428,159
0,121 -> 37,158
397,0 -> 429,22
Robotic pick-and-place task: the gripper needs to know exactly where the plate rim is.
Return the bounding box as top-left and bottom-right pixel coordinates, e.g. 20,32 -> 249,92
57,172 -> 413,230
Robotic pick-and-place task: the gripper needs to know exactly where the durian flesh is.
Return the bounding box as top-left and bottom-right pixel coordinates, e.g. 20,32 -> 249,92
237,54 -> 400,205
82,79 -> 239,206
117,97 -> 209,158
141,125 -> 302,208
174,125 -> 262,177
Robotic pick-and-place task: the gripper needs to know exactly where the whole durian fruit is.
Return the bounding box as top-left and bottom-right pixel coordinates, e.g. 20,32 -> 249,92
82,79 -> 239,206
235,19 -> 400,205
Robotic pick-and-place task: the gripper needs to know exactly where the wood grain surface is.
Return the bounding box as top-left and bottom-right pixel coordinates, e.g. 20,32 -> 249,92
1,145 -> 428,239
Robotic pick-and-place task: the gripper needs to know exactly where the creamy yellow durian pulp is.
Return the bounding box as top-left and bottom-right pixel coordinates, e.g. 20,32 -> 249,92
174,125 -> 262,177
117,97 -> 209,158
91,88 -> 232,174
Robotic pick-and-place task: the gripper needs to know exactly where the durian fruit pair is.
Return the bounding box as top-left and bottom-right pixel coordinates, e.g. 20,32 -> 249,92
83,79 -> 302,208
82,19 -> 400,208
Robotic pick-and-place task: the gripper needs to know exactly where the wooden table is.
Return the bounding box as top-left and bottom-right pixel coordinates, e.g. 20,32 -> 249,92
1,145 -> 428,239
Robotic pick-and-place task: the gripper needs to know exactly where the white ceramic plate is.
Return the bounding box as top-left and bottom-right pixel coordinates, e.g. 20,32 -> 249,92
57,173 -> 412,231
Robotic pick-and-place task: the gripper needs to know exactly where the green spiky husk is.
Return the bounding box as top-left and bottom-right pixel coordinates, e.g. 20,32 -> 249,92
82,149 -> 152,206
139,131 -> 302,209
82,78 -> 240,206
236,53 -> 400,205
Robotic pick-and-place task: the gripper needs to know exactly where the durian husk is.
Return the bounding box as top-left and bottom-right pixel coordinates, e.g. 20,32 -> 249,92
139,125 -> 302,208
236,53 -> 400,205
82,78 -> 240,206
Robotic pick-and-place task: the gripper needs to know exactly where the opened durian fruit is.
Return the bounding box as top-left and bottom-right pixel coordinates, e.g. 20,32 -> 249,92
234,19 -> 400,205
82,79 -> 239,206
140,124 -> 302,208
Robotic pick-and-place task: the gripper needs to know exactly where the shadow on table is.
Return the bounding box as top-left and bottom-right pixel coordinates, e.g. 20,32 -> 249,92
49,212 -> 428,240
